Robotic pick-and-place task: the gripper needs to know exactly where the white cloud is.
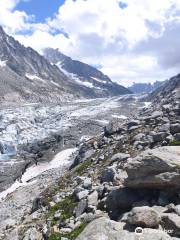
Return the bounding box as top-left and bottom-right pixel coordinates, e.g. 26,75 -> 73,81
0,0 -> 180,86
0,0 -> 32,34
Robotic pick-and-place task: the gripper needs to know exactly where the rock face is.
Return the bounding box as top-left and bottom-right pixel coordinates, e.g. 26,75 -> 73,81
43,48 -> 132,98
124,146 -> 180,189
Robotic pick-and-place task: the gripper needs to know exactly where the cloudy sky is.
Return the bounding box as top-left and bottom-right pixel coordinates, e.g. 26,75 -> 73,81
0,0 -> 180,86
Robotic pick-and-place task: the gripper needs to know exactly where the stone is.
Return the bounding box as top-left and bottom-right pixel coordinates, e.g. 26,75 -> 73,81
111,153 -> 130,163
23,227 -> 43,240
124,146 -> 180,189
76,190 -> 89,200
100,167 -> 116,183
105,188 -> 141,218
104,122 -> 125,136
170,124 -> 180,134
127,206 -> 160,228
54,211 -> 61,220
76,217 -> 172,240
174,205 -> 180,216
174,133 -> 180,141
83,178 -> 92,189
150,131 -> 168,143
87,191 -> 98,207
127,120 -> 140,129
74,199 -> 87,218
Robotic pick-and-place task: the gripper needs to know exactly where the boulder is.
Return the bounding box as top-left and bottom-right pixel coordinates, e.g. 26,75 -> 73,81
74,199 -> 87,218
128,120 -> 140,129
150,131 -> 168,143
87,191 -> 98,207
127,206 -> 160,228
100,167 -> 116,183
104,122 -> 126,136
76,190 -> 89,200
76,217 -> 172,240
170,124 -> 180,134
124,146 -> 180,189
105,188 -> 141,218
83,178 -> 92,189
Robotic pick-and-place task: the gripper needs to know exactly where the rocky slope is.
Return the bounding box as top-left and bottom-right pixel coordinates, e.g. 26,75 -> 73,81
0,71 -> 179,240
43,48 -> 131,98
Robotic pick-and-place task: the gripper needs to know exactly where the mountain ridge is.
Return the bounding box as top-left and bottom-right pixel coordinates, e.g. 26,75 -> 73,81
43,48 -> 132,97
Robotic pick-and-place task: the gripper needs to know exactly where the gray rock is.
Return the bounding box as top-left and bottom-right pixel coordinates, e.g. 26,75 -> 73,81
150,131 -> 168,143
128,120 -> 140,129
170,124 -> 180,134
105,188 -> 141,218
76,217 -> 172,240
83,178 -> 92,190
23,227 -> 43,240
124,146 -> 180,188
74,199 -> 87,218
127,206 -> 160,228
76,190 -> 89,200
174,205 -> 180,216
174,133 -> 180,141
111,153 -> 130,163
100,167 -> 116,183
88,191 -> 98,207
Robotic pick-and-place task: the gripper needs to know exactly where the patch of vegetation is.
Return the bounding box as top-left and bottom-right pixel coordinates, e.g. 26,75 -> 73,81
169,140 -> 180,146
49,222 -> 88,240
74,158 -> 93,175
48,195 -> 77,223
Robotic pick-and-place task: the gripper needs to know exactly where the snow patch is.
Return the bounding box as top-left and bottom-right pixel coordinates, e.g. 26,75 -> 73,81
26,74 -> 46,83
144,102 -> 151,108
0,148 -> 77,201
91,77 -> 107,83
112,114 -> 128,119
0,60 -> 7,67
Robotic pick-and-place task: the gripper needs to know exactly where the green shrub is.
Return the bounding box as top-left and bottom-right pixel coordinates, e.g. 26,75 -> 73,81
169,140 -> 180,146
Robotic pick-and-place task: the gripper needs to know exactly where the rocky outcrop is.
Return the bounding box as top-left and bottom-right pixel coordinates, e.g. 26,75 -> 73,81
124,146 -> 180,189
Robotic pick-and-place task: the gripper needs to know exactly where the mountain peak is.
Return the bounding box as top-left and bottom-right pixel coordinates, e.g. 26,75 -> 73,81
43,47 -> 132,97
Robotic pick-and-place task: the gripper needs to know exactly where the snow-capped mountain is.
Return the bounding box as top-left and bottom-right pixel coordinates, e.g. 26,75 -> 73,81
0,26 -> 80,105
43,48 -> 131,97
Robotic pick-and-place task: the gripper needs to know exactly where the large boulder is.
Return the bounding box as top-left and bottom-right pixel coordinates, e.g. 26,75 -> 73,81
76,217 -> 173,240
127,206 -> 160,228
124,146 -> 180,189
105,188 -> 141,218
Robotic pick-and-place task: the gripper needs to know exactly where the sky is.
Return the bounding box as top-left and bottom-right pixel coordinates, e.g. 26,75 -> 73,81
0,0 -> 180,86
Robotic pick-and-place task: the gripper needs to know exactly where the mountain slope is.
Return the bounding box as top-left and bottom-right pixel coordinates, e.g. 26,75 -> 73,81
147,73 -> 180,103
128,80 -> 166,94
0,26 -> 82,105
43,48 -> 131,97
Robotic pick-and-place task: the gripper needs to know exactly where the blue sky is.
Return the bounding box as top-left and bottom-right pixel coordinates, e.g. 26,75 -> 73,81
16,0 -> 65,22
